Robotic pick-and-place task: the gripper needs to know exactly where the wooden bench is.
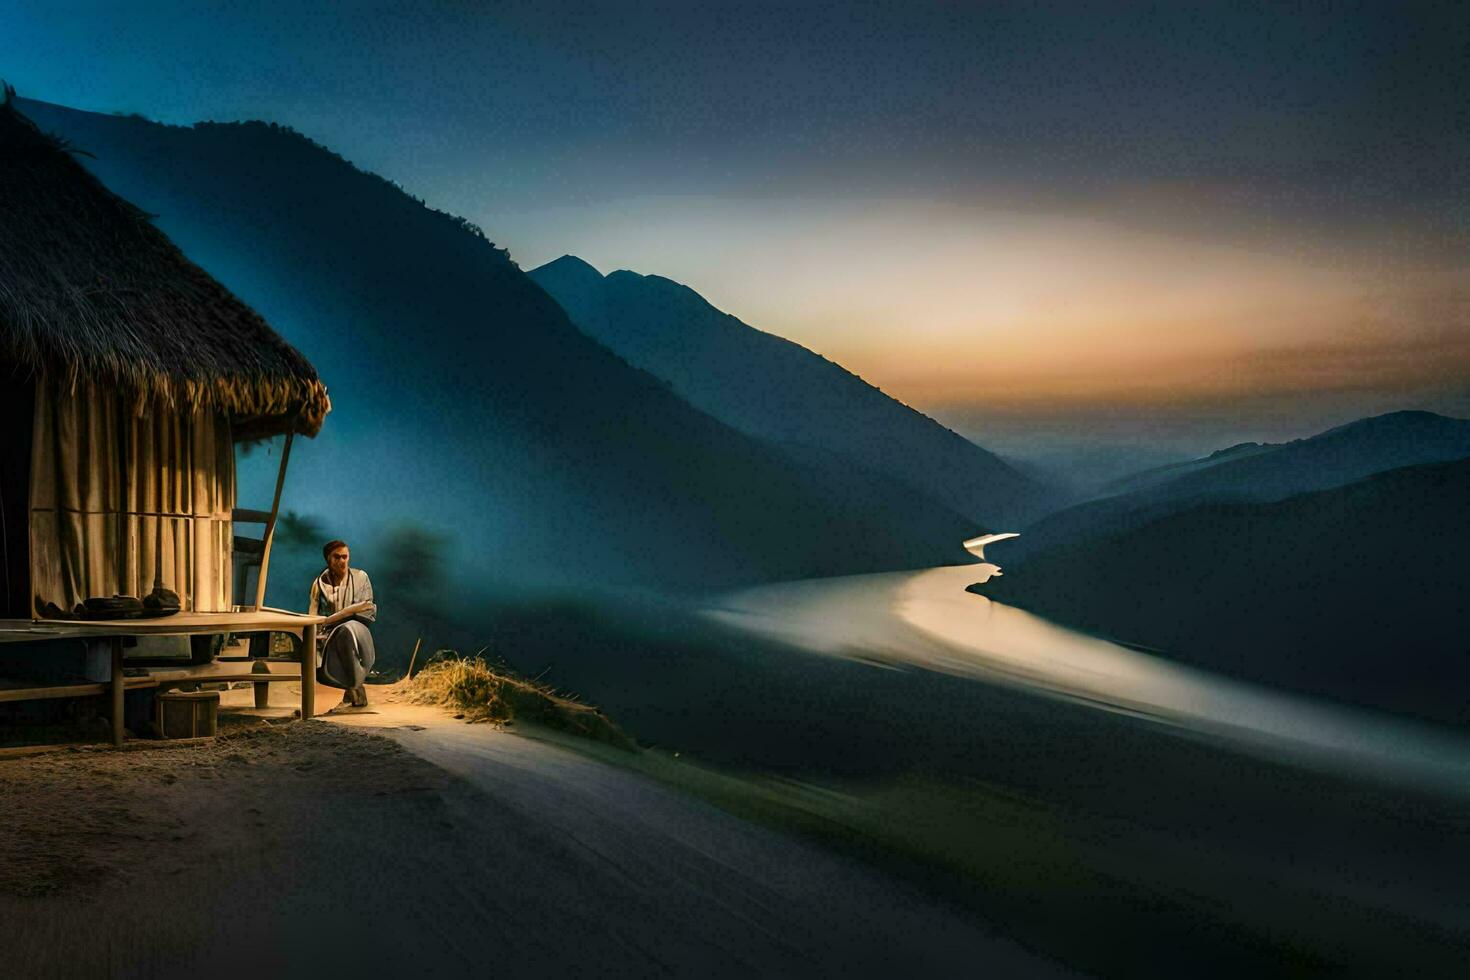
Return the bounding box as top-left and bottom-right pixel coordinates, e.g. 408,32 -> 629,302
0,610 -> 323,745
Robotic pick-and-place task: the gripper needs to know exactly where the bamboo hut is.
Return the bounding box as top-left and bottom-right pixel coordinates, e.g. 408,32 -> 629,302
0,88 -> 331,737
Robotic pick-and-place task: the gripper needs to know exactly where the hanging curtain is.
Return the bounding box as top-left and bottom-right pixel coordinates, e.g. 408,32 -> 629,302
28,376 -> 235,615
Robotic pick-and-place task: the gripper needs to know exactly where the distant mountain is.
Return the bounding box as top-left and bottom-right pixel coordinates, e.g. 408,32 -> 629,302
1013,411 -> 1470,560
984,456 -> 1470,726
1097,441 -> 1278,497
23,99 -> 979,598
529,256 -> 1057,528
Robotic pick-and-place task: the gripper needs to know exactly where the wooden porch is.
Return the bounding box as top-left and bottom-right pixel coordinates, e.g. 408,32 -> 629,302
0,609 -> 325,746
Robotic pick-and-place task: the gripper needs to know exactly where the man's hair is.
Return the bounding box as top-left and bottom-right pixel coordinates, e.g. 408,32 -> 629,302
322,539 -> 349,563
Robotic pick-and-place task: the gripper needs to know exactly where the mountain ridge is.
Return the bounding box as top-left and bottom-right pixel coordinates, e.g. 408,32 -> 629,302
530,254 -> 1057,528
1014,409 -> 1470,561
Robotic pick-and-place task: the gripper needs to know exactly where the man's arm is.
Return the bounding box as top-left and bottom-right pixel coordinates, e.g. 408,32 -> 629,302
321,602 -> 371,628
357,572 -> 377,624
309,576 -> 370,627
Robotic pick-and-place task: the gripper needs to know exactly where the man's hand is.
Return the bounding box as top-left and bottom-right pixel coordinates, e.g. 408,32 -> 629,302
324,600 -> 376,627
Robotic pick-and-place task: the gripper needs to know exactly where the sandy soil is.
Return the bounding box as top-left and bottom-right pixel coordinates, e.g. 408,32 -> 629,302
0,686 -> 1063,979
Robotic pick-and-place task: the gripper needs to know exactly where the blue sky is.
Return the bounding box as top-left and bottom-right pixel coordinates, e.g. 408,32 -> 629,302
4,1 -> 1467,456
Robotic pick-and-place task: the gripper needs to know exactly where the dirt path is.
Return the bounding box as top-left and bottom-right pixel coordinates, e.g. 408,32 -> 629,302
0,691 -> 1064,978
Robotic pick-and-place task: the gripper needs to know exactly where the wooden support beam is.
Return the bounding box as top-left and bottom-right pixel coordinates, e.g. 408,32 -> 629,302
301,622 -> 316,720
0,682 -> 107,703
110,637 -> 124,747
232,536 -> 266,556
152,672 -> 301,688
253,659 -> 271,708
253,431 -> 294,611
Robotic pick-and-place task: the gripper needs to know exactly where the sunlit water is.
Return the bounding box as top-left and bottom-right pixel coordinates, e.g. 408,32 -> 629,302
705,563 -> 1470,794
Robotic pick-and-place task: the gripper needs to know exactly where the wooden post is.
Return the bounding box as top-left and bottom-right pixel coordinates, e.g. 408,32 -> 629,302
301,622 -> 316,720
110,636 -> 124,747
252,657 -> 271,708
253,431 -> 294,611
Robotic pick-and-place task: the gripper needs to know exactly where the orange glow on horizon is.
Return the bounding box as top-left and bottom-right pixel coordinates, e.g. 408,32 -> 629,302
503,194 -> 1469,416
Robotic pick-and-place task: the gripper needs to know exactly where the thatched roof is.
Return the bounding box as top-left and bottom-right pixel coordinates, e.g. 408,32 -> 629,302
0,88 -> 329,439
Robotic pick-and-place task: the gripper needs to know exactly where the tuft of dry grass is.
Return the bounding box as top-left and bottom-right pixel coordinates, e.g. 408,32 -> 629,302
406,653 -> 636,751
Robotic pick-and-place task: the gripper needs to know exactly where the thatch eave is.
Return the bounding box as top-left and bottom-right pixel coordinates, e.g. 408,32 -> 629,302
0,350 -> 332,440
0,86 -> 330,441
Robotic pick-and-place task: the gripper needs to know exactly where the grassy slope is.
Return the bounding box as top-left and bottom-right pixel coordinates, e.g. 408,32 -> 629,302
407,654 -> 635,749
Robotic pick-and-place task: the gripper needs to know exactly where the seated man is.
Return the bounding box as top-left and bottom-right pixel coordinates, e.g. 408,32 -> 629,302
307,538 -> 377,707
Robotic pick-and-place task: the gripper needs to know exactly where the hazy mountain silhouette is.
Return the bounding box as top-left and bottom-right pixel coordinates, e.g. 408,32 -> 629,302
529,256 -> 1056,528
1013,410 -> 1470,560
22,99 -> 979,596
1097,441 -> 1279,497
983,455 -> 1470,726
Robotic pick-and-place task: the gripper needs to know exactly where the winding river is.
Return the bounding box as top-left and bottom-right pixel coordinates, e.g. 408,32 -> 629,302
705,561 -> 1470,795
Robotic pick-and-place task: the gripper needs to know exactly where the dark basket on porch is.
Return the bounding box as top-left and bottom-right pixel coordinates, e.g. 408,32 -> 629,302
154,690 -> 219,739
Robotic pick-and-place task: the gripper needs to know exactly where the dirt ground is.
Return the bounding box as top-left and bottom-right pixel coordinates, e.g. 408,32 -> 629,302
0,719 -> 442,901
0,718 -> 460,978
0,691 -> 1060,979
